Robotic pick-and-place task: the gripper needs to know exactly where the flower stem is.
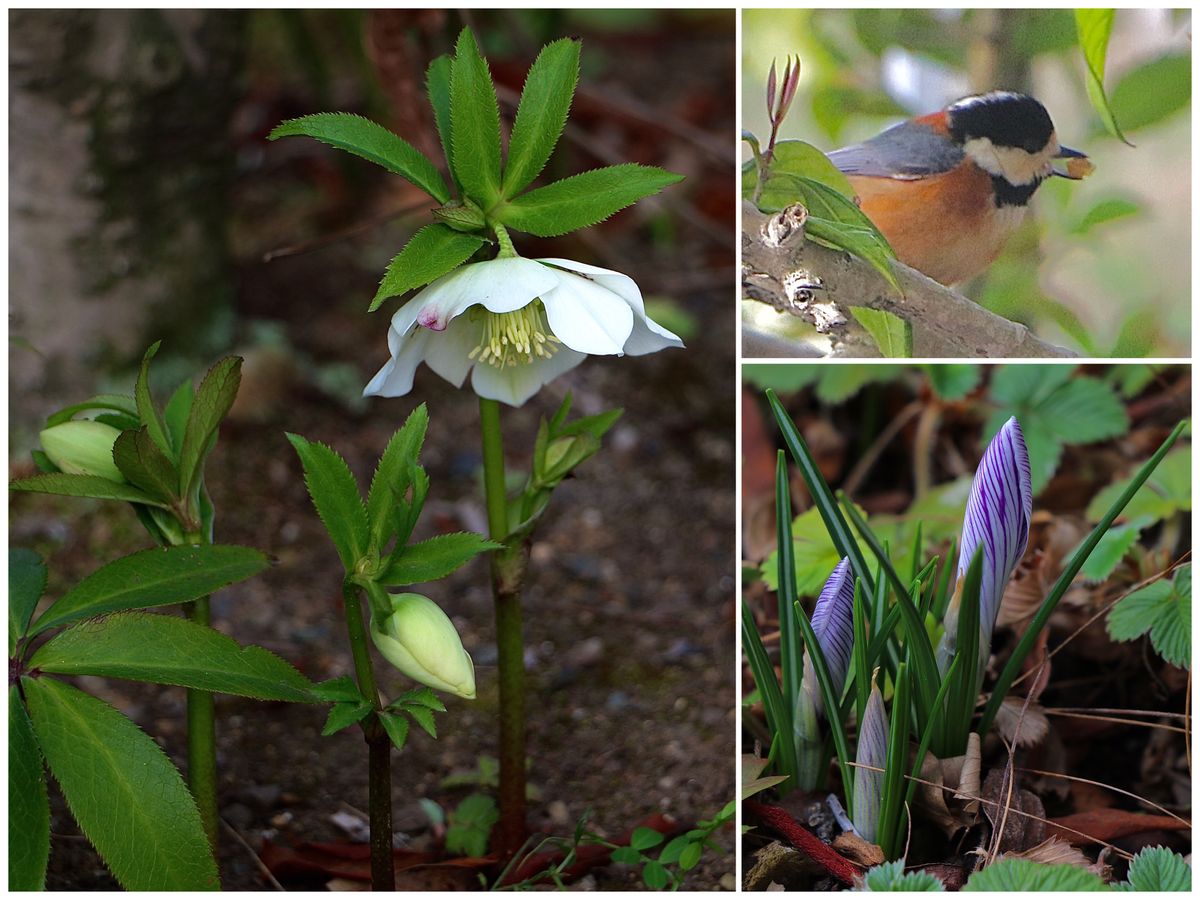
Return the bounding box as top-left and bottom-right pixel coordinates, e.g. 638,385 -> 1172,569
182,595 -> 218,850
478,397 -> 529,859
493,223 -> 518,259
342,580 -> 394,891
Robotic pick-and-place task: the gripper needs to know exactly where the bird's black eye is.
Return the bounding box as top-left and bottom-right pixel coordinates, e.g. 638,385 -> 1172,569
1023,137 -> 1044,153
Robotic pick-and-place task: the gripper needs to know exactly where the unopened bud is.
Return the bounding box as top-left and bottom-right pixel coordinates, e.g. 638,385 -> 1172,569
432,199 -> 487,233
370,593 -> 476,699
39,421 -> 124,482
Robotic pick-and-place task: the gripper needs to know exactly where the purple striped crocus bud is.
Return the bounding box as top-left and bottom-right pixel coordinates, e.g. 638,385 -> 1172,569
939,418 -> 1033,671
852,675 -> 888,843
808,556 -> 855,716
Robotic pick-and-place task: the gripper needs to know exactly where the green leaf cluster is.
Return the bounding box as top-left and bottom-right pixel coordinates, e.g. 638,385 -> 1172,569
269,28 -> 682,311
611,801 -> 733,889
445,793 -> 499,858
1107,564 -> 1190,668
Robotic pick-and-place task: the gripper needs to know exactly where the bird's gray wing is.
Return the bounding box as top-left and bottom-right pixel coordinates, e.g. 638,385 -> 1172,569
827,119 -> 963,179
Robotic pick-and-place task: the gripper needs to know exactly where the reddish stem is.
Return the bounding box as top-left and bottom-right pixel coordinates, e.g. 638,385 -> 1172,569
744,800 -> 861,886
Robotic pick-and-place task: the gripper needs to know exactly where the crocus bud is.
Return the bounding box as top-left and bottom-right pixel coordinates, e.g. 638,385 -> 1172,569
39,421 -> 124,482
808,557 -> 855,716
370,593 -> 476,699
852,676 -> 888,844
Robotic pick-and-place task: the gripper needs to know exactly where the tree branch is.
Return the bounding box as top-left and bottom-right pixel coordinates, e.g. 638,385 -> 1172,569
741,201 -> 1076,358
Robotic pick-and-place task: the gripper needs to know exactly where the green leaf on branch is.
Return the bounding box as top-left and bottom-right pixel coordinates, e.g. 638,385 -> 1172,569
29,545 -> 269,636
850,307 -> 912,357
502,37 -> 581,197
390,686 -> 447,713
1106,565 -> 1190,668
10,473 -> 171,508
1109,54 -> 1190,133
497,164 -> 683,237
270,112 -> 450,203
23,677 -> 218,890
310,676 -> 364,703
30,612 -> 316,701
1074,521 -> 1144,582
963,858 -> 1109,891
366,405 -> 429,550
379,711 -> 410,751
449,28 -> 503,207
113,427 -> 179,504
369,225 -> 486,312
178,356 -> 242,504
406,704 -> 438,739
321,701 -> 373,736
445,793 -> 498,858
1119,846 -> 1191,891
163,378 -> 195,455
1075,9 -> 1131,145
287,433 -> 369,572
1070,197 -> 1141,235
135,342 -> 172,458
9,687 -> 50,891
378,532 -> 499,586
426,55 -> 454,179
10,548 -> 47,653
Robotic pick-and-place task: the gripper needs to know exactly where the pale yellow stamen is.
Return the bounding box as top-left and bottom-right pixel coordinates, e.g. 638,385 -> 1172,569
468,301 -> 561,368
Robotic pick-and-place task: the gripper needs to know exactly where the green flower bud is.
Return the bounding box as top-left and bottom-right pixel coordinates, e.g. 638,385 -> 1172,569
39,421 -> 124,482
370,593 -> 476,699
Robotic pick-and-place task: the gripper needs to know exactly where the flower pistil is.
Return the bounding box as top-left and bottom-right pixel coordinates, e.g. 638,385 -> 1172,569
468,301 -> 561,368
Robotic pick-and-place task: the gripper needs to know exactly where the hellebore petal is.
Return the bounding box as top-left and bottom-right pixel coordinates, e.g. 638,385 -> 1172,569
852,679 -> 888,844
370,592 -> 476,699
39,421 -> 125,483
809,557 -> 855,715
364,256 -> 683,407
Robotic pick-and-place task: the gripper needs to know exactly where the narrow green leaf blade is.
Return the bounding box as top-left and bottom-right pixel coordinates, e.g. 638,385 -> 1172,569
24,677 -> 219,890
741,602 -> 796,790
369,225 -> 485,312
850,307 -> 912,358
178,356 -> 242,502
774,453 -> 802,713
426,54 -> 454,181
502,38 -> 580,197
497,164 -> 684,237
1075,9 -> 1130,144
449,28 -> 503,206
163,378 -> 195,455
113,427 -> 180,504
366,405 -> 429,549
30,613 -> 315,702
270,112 -> 450,203
378,532 -> 500,586
10,548 -> 47,652
134,341 -> 172,458
10,472 -> 170,507
286,433 -> 369,571
29,545 -> 269,636
9,687 -> 50,890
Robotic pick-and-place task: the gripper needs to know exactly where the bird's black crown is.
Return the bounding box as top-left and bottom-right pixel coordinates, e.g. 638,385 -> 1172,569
946,92 -> 1055,153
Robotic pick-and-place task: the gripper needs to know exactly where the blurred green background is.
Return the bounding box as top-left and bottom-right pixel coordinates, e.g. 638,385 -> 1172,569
742,9 -> 1191,357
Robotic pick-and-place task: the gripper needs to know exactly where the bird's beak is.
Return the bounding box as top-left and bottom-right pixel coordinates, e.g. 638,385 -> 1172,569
1052,145 -> 1093,179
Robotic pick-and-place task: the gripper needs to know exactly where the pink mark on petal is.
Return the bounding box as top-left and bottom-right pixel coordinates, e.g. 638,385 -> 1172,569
417,307 -> 446,331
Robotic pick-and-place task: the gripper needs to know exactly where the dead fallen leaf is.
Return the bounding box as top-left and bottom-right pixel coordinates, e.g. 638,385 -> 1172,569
1044,809 -> 1191,846
995,698 -> 1049,748
981,767 -> 1046,854
1000,835 -> 1109,879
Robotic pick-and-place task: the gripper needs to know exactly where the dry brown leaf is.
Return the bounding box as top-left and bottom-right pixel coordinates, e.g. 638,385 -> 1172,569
954,733 -> 982,814
995,698 -> 1049,748
1045,808 -> 1191,845
999,836 -> 1110,879
981,767 -> 1046,854
832,832 -> 885,868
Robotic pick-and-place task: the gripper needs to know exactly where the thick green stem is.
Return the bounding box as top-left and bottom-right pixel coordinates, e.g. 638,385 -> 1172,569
342,581 -> 393,891
183,596 -> 218,850
479,397 -> 529,859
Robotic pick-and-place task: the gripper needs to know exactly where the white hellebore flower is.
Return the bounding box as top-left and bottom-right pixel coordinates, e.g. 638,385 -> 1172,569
370,592 -> 477,699
364,257 -> 684,407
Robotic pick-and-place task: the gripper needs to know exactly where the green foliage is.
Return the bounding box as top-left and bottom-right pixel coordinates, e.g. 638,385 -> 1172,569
1087,447 -> 1191,525
1074,522 -> 1144,582
378,533 -> 499,586
9,548 -> 46,654
445,793 -> 499,858
1109,54 -> 1191,133
502,38 -> 581,197
178,356 -> 242,512
29,612 -> 316,701
963,858 -> 1109,891
22,677 -> 218,890
286,433 -> 371,571
449,28 -> 503,207
425,55 -> 454,179
850,307 -> 912,358
1070,197 -> 1141,235
9,687 -> 50,890
925,364 -> 981,400
365,403 -> 429,550
369,224 -> 487,311
1106,565 -> 1190,668
1117,846 -> 1191,891
321,700 -> 373,736
497,164 -> 683,237
1075,9 -> 1129,144
10,472 -> 170,507
135,342 -> 173,458
26,545 -> 269,637
742,363 -> 905,403
858,859 -> 946,891
112,426 -> 178,504
268,112 -> 450,202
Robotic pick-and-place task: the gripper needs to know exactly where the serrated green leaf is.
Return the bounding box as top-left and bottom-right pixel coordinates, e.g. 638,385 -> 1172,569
10,472 -> 171,508
10,548 -> 46,653
502,38 -> 580,197
287,433 -> 369,571
1122,846 -> 1191,891
9,687 -> 50,891
29,545 -> 269,636
310,675 -> 364,702
860,860 -> 946,891
113,426 -> 179,504
24,677 -> 218,890
963,858 -> 1108,891
135,342 -> 172,459
449,28 -> 503,206
445,793 -> 497,858
366,405 -> 429,549
1086,447 -> 1191,524
379,711 -> 410,751
178,356 -> 241,504
426,55 -> 454,181
1036,377 -> 1128,444
163,378 -> 195,454
850,307 -> 912,358
924,364 -> 981,400
378,532 -> 499,586
30,612 -> 315,701
1075,9 -> 1129,145
497,164 -> 683,237
1074,522 -> 1143,582
369,225 -> 486,312
406,704 -> 438,739
321,700 -> 373,736
270,113 -> 450,203
631,826 -> 665,851
45,394 -> 137,428
1109,54 -> 1190,133
391,685 -> 446,712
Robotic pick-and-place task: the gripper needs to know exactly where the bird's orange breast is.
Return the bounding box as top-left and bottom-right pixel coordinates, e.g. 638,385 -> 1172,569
849,163 -> 1025,286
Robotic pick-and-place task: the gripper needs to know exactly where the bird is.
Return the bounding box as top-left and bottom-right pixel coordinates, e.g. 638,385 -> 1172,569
827,91 -> 1092,286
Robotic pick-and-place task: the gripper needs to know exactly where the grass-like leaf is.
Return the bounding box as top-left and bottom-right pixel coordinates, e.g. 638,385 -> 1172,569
497,164 -> 683,237
903,654 -> 962,825
378,532 -> 500,587
30,612 -> 315,702
10,472 -> 170,508
450,28 -> 503,207
23,677 -> 218,890
29,545 -> 268,637
9,549 -> 46,653
877,662 -> 911,860
850,307 -> 912,358
287,433 -> 369,572
369,225 -> 486,312
178,356 -> 242,506
774,453 -> 803,719
366,405 -> 429,550
941,547 -> 983,758
270,112 -> 450,202
1075,9 -> 1131,145
135,341 -> 173,458
741,601 -> 797,790
9,687 -> 50,890
502,37 -> 580,197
